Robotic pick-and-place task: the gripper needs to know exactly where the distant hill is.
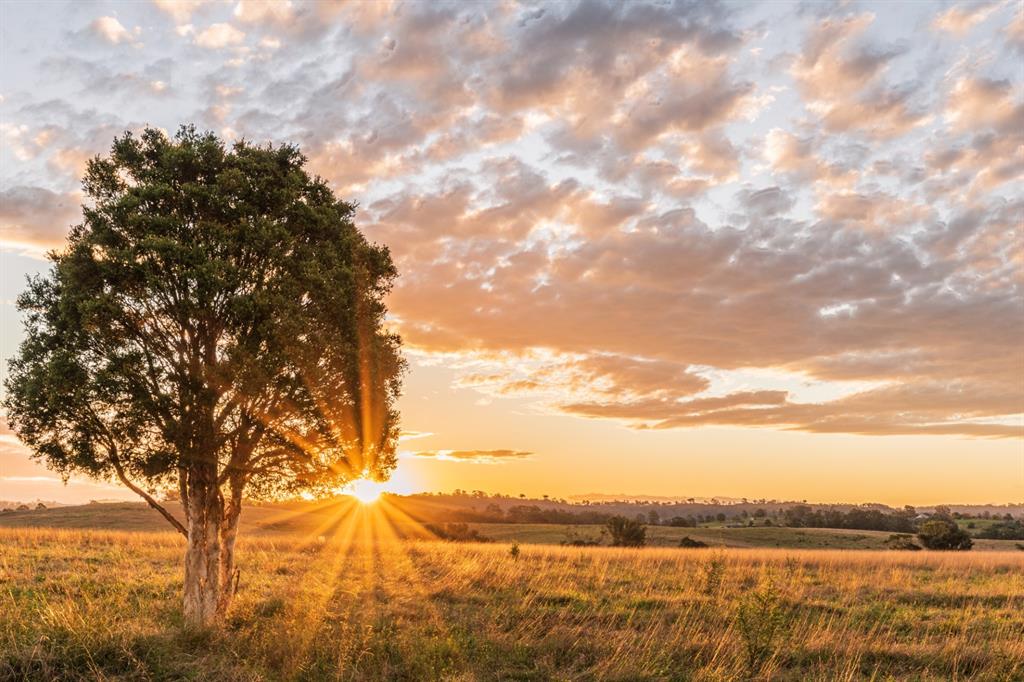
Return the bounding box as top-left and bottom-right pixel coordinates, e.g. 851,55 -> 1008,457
0,499 -> 69,511
1,499 -> 1021,552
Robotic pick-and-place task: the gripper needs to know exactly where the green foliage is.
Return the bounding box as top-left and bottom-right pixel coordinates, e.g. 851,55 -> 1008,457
978,519 -> 1024,540
424,523 -> 490,543
783,504 -> 916,533
509,542 -> 520,561
561,527 -> 603,546
3,126 -> 405,503
884,533 -> 922,551
701,555 -> 726,596
605,515 -> 646,547
917,519 -> 974,550
735,574 -> 791,674
678,536 -> 708,548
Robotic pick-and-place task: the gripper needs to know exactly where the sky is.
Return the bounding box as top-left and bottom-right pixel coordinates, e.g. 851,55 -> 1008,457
0,0 -> 1022,507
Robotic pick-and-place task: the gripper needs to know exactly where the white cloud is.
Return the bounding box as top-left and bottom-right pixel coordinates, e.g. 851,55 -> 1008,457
234,0 -> 294,24
152,0 -> 211,24
195,22 -> 245,49
90,16 -> 138,45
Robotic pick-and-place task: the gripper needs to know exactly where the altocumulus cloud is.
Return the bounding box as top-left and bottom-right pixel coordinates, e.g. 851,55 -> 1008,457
1,0 -> 1021,440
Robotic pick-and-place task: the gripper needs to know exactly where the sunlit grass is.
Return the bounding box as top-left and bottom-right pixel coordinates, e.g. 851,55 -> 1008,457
2,523 -> 1023,680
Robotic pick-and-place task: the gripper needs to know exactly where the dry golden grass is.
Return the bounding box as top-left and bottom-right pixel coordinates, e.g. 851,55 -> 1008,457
2,520 -> 1023,681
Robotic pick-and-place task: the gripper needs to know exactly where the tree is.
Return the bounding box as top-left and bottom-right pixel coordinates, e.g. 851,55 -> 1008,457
606,515 -> 646,547
917,519 -> 973,550
3,127 -> 404,627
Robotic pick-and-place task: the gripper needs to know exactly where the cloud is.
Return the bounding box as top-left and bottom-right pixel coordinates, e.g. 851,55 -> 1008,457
234,0 -> 294,24
195,23 -> 245,49
411,449 -> 533,463
0,186 -> 81,252
152,0 -> 209,24
1007,8 -> 1024,53
791,14 -> 925,138
945,76 -> 1022,132
3,0 -> 1021,443
932,2 -> 997,36
89,16 -> 138,45
398,430 -> 434,442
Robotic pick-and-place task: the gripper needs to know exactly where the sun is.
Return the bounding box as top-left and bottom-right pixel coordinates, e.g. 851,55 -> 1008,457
346,478 -> 386,504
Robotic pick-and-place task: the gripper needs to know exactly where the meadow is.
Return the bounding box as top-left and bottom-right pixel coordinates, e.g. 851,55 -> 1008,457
2,513 -> 1023,681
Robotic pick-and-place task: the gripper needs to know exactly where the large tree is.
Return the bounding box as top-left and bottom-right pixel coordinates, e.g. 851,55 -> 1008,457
3,127 -> 404,626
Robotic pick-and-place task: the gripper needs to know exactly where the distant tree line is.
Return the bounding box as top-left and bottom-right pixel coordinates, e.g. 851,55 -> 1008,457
782,505 -> 917,533
977,519 -> 1024,540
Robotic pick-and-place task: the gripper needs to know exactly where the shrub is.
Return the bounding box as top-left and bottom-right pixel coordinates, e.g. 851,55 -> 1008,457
917,519 -> 973,550
562,527 -> 603,546
701,555 -> 726,596
679,536 -> 708,548
425,523 -> 491,543
736,575 -> 790,674
605,516 -> 646,547
885,534 -> 921,551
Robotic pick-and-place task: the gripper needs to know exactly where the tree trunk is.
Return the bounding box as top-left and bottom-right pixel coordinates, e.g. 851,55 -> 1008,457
183,478 -> 222,628
217,476 -> 244,615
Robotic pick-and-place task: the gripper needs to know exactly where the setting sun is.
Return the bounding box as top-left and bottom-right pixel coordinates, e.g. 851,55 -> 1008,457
345,478 -> 387,504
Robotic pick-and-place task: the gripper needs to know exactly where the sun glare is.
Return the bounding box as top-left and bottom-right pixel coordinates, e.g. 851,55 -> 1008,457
347,478 -> 386,504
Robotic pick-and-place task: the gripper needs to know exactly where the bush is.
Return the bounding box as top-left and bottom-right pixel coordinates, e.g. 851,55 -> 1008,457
917,519 -> 973,550
701,556 -> 726,596
561,527 -> 603,547
605,516 -> 646,547
425,523 -> 491,543
884,533 -> 921,551
736,576 -> 791,674
679,536 -> 708,548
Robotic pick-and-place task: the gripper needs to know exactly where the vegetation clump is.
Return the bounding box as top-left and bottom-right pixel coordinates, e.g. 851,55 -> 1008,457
978,518 -> 1024,540
605,516 -> 646,547
736,574 -> 791,675
425,522 -> 490,543
884,533 -> 921,550
917,518 -> 973,550
701,555 -> 726,596
678,536 -> 709,548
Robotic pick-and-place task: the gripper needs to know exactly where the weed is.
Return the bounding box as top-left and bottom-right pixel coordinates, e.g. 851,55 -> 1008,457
701,554 -> 726,597
735,572 -> 791,675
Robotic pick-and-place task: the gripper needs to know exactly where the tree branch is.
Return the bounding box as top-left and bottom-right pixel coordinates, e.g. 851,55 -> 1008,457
109,449 -> 188,538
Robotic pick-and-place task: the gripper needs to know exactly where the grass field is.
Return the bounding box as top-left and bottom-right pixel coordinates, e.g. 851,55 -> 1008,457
2,515 -> 1023,680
